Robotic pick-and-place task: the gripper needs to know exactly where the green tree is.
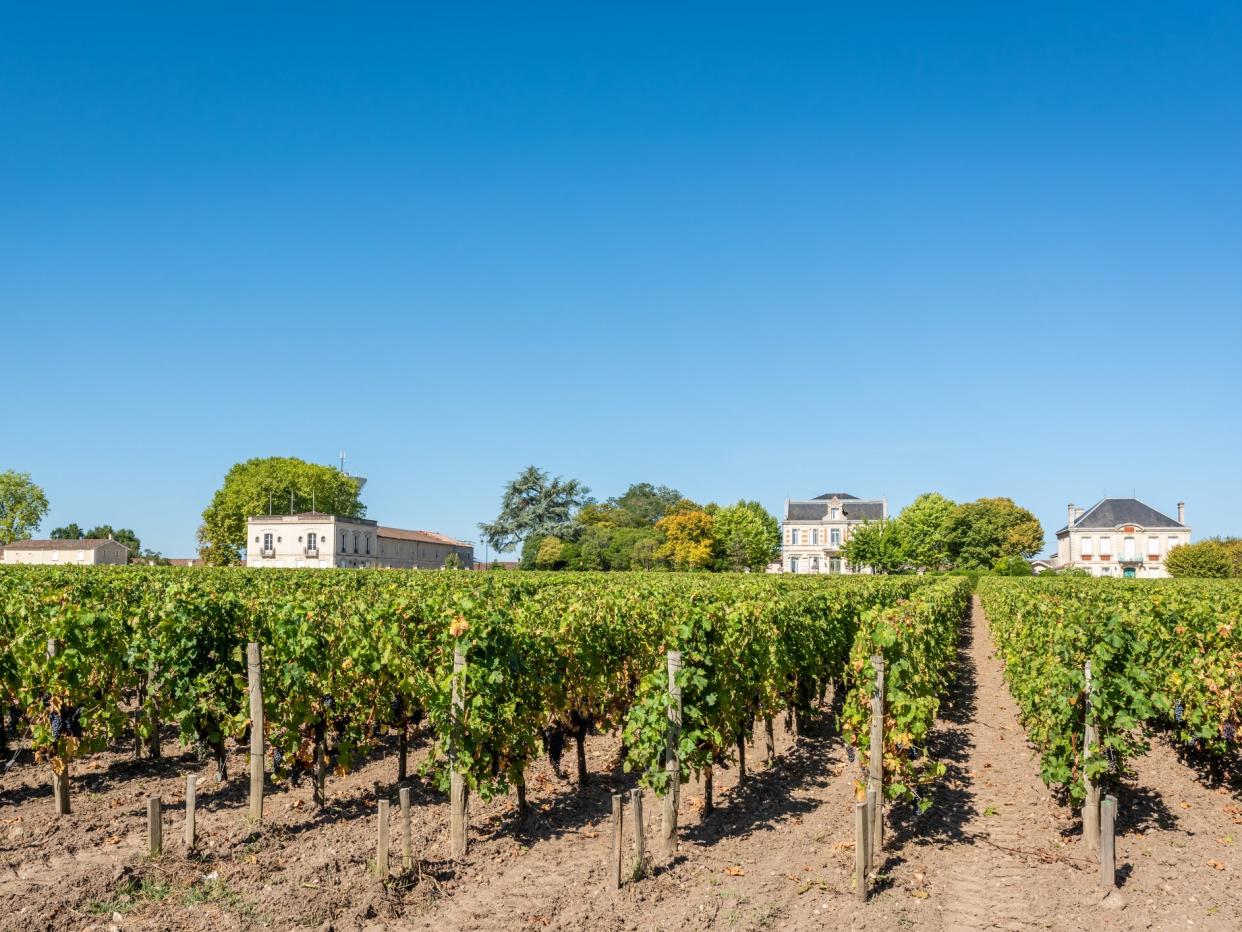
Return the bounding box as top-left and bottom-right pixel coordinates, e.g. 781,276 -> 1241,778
0,470 -> 49,545
535,536 -> 566,569
199,457 -> 366,565
84,525 -> 141,556
712,500 -> 780,571
895,492 -> 956,571
840,520 -> 907,574
478,466 -> 591,552
50,522 -> 84,540
942,497 -> 1044,570
1165,540 -> 1234,579
443,552 -> 462,570
992,554 -> 1035,576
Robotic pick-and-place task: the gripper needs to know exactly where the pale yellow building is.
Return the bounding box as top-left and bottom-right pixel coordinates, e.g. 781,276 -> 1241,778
0,538 -> 130,565
245,512 -> 473,569
1051,498 -> 1190,578
780,492 -> 887,574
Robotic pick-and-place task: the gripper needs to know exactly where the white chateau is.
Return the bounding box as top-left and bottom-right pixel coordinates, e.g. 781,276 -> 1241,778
245,513 -> 473,570
780,492 -> 888,574
0,538 -> 130,566
1049,498 -> 1190,578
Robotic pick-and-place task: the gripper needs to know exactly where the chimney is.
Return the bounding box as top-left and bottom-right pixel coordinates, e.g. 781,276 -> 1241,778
1177,501 -> 1185,525
1067,503 -> 1076,528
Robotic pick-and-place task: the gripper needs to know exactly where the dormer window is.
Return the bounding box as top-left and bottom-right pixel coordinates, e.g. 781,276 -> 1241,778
830,507 -> 840,520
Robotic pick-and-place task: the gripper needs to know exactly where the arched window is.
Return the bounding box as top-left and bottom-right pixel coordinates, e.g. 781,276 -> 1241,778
263,532 -> 273,553
353,532 -> 359,554
341,533 -> 347,553
365,535 -> 371,555
307,532 -> 317,552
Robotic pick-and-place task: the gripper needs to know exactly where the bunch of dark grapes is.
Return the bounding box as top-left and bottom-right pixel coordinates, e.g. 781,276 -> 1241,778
272,747 -> 284,771
1106,746 -> 1117,770
846,744 -> 856,763
1222,721 -> 1237,742
1174,701 -> 1185,724
49,711 -> 65,740
7,706 -> 19,732
65,707 -> 83,738
541,723 -> 566,771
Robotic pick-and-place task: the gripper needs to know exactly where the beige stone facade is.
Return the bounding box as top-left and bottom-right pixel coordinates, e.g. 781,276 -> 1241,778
1051,499 -> 1190,578
245,513 -> 473,569
0,538 -> 130,565
780,493 -> 887,574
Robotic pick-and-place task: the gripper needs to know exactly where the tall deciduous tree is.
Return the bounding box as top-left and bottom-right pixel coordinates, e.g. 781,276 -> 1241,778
840,520 -> 907,574
478,466 -> 591,553
712,500 -> 780,571
942,497 -> 1044,569
199,457 -> 366,565
1165,540 -> 1235,579
0,470 -> 49,545
656,506 -> 718,570
895,492 -> 956,571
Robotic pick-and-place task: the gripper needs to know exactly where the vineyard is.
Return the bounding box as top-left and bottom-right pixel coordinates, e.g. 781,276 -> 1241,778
1,569 -> 1240,930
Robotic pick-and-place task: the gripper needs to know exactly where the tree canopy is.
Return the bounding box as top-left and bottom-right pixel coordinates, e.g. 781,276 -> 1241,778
942,497 -> 1044,570
199,457 -> 366,565
841,519 -> 907,574
713,500 -> 781,571
1165,540 -> 1236,579
478,466 -> 591,553
0,470 -> 49,545
52,522 -> 141,557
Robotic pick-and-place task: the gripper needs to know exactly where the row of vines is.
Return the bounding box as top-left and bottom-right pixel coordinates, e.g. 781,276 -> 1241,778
0,567 -> 967,816
979,576 -> 1242,803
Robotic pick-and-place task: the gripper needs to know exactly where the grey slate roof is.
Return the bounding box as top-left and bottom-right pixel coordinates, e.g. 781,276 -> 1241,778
787,500 -> 885,522
812,492 -> 859,501
1060,498 -> 1184,533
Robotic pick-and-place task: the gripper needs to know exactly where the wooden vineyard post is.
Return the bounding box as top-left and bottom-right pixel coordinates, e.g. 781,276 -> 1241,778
1099,795 -> 1117,888
148,796 -> 163,856
868,655 -> 885,864
1083,660 -> 1100,853
449,645 -> 468,859
400,787 -> 413,870
630,788 -> 645,879
764,716 -> 775,764
854,799 -> 869,903
865,786 -> 878,867
247,642 -> 264,823
47,638 -> 69,817
662,650 -> 682,858
376,799 -> 390,878
185,774 -> 198,852
609,793 -> 623,891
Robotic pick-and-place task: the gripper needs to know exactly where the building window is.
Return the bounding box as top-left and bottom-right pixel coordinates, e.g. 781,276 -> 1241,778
811,556 -> 820,572
830,528 -> 841,547
789,556 -> 799,573
1167,536 -> 1179,552
1148,536 -> 1160,557
1099,536 -> 1112,559
1080,537 -> 1093,556
811,529 -> 819,546
263,532 -> 273,552
353,532 -> 359,554
341,533 -> 347,553
830,507 -> 840,519
254,536 -> 260,543
77,550 -> 85,562
51,550 -> 60,562
307,532 -> 317,551
365,535 -> 371,555
829,557 -> 842,574
789,529 -> 798,546
1123,537 -> 1136,560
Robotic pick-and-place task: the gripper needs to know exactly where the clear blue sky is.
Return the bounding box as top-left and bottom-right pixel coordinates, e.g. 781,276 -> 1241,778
3,3 -> 1240,557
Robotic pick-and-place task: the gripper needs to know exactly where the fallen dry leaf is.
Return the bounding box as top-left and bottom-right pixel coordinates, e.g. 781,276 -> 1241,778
1208,860 -> 1227,870
911,889 -> 930,899
724,866 -> 744,876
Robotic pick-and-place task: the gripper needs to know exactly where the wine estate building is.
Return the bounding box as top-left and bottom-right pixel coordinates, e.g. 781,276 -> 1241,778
245,512 -> 474,570
1050,498 -> 1190,578
0,538 -> 130,566
780,492 -> 888,574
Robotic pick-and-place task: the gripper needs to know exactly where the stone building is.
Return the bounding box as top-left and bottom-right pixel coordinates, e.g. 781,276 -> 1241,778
0,538 -> 130,565
780,492 -> 887,574
245,512 -> 473,569
1052,498 -> 1190,578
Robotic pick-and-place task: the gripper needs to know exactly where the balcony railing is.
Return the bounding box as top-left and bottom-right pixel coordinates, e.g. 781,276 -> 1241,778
1116,553 -> 1144,564
260,548 -> 276,559
304,547 -> 319,558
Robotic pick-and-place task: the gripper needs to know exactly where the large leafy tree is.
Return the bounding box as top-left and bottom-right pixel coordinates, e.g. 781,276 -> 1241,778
895,492 -> 956,571
478,466 -> 591,553
942,497 -> 1044,570
841,520 -> 907,574
712,500 -> 780,571
0,470 -> 49,545
1165,540 -> 1235,579
50,522 -> 84,540
656,503 -> 718,570
199,457 -> 366,565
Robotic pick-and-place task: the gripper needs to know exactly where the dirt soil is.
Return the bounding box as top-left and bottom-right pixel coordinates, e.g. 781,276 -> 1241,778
2,596 -> 1239,931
